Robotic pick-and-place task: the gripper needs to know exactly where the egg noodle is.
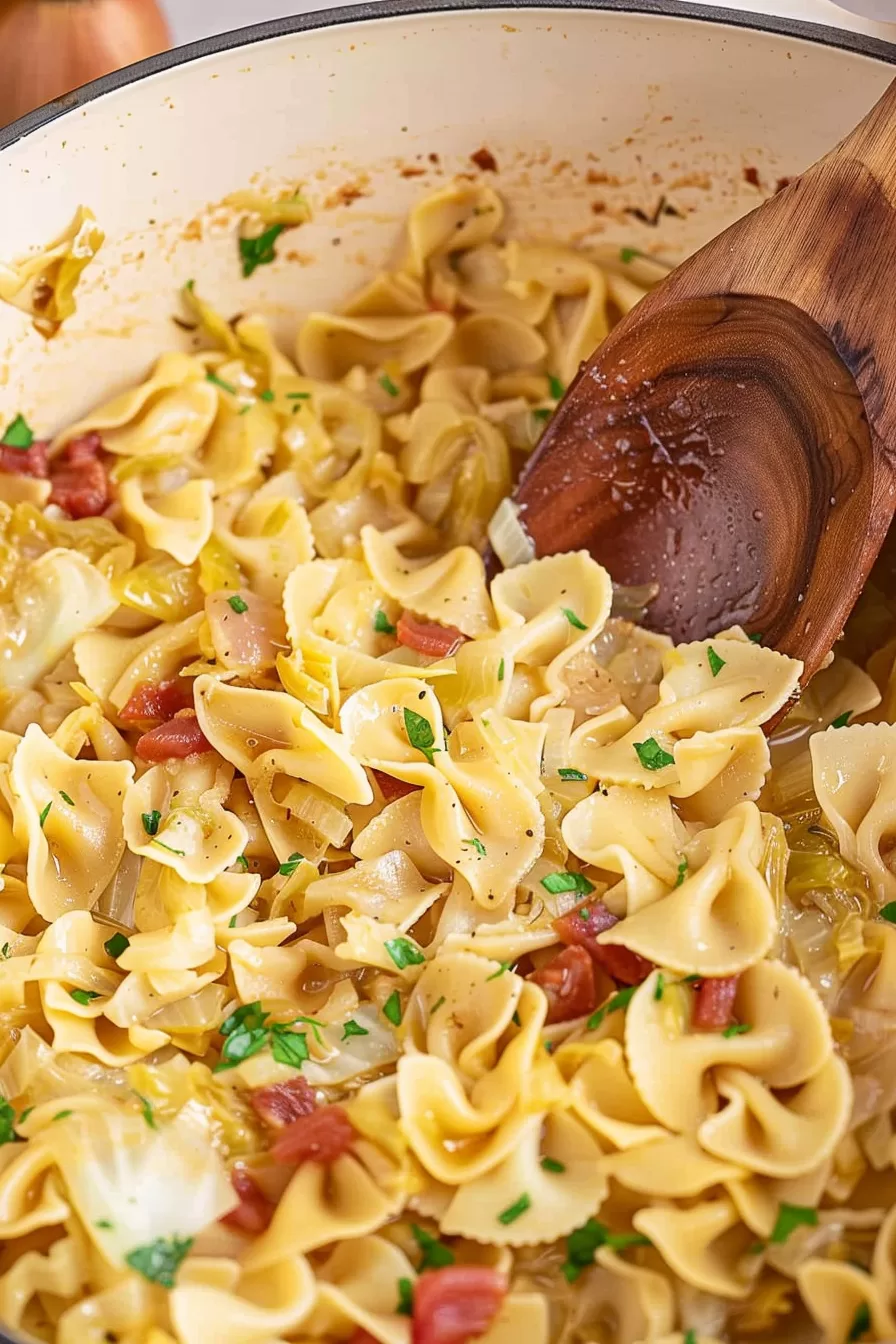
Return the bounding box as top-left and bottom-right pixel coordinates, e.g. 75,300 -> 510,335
0,182 -> 893,1344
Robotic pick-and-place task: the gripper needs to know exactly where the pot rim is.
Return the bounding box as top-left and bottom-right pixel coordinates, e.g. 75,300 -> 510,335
1,0 -> 895,154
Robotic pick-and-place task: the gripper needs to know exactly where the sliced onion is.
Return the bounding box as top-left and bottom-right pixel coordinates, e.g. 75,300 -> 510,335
610,579 -> 659,622
487,497 -> 535,568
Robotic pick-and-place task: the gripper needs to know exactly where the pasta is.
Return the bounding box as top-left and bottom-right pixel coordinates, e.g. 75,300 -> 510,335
0,179 -> 893,1344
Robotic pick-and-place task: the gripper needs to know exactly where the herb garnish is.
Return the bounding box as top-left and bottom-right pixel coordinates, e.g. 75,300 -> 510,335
707,646 -> 726,677
59,790 -> 75,806
341,1019 -> 369,1041
228,594 -> 249,614
135,1092 -> 157,1129
498,657 -> 505,681
558,768 -> 587,781
497,1193 -> 531,1225
142,810 -> 161,837
541,1157 -> 566,1173
412,1223 -> 455,1269
548,375 -> 564,399
206,371 -> 237,395
0,1100 -> 17,1146
396,1277 -> 414,1315
462,837 -> 487,857
832,710 -> 853,728
125,1235 -> 194,1288
633,737 -> 674,771
104,932 -> 130,959
587,986 -> 637,1032
848,1302 -> 871,1342
38,802 -> 51,828
769,1203 -> 818,1243
403,707 -> 437,765
561,607 -> 587,630
385,936 -> 425,970
722,1023 -> 752,1038
235,854 -> 249,871
271,1029 -> 310,1069
374,609 -> 396,635
383,990 -> 403,1026
654,973 -> 665,1001
278,852 -> 304,877
486,961 -> 512,981
239,223 -> 285,277
70,989 -> 100,1005
379,373 -> 400,397
562,1218 -> 651,1282
542,871 -> 594,896
675,858 -> 688,887
152,839 -> 186,856
1,414 -> 34,449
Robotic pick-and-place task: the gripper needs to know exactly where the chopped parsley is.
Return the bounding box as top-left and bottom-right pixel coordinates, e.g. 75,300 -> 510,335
0,1100 -> 17,1146
16,1106 -> 33,1126
498,657 -> 505,682
59,790 -> 75,806
70,989 -> 100,1005
215,1026 -> 270,1071
542,871 -> 594,896
239,222 -> 285,277
125,1235 -> 194,1288
53,1110 -> 73,1121
278,852 -> 304,877
271,1029 -> 310,1069
206,370 -> 237,395
832,710 -> 853,728
379,372 -> 400,397
287,391 -> 310,400
881,902 -> 896,924
675,858 -> 688,887
548,375 -> 565,399
558,768 -> 587,781
403,707 -> 437,765
486,961 -> 512,980
0,944 -> 8,959
562,1218 -> 651,1282
1,413 -> 34,449
341,1018 -> 369,1041
229,915 -> 238,928
385,936 -> 425,970
462,837 -> 487,857
707,646 -> 726,677
683,1333 -> 697,1344
619,246 -> 643,264
383,990 -> 403,1026
221,1002 -> 269,1036
103,932 -> 130,959
748,631 -> 763,643
722,1023 -> 752,1038
848,1302 -> 871,1342
561,607 -> 587,631
235,854 -> 249,872
430,995 -> 446,1016
587,986 -> 637,1032
396,1277 -> 415,1315
533,407 -> 551,424
228,594 -> 249,614
654,973 -> 665,1001
770,1203 -> 818,1243
135,1093 -> 157,1129
497,1193 -> 531,1225
412,1223 -> 455,1269
152,838 -> 186,856
95,1219 -> 114,1230
142,810 -> 161,837
374,608 -> 396,635
541,1156 -> 566,1173
259,388 -> 275,402
38,801 -> 51,828
633,737 -> 674,771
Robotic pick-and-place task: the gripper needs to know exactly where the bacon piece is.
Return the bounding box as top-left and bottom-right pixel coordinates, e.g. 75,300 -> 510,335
0,440 -> 49,478
220,1166 -> 273,1234
553,899 -> 654,986
528,945 -> 596,1024
397,611 -> 466,658
48,432 -> 109,518
692,975 -> 740,1030
373,769 -> 420,803
270,1104 -> 355,1166
135,709 -> 212,762
413,1266 -> 507,1344
250,1076 -> 317,1128
119,678 -> 193,725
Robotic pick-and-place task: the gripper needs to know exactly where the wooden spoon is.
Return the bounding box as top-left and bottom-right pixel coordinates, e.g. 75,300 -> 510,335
509,78 -> 896,682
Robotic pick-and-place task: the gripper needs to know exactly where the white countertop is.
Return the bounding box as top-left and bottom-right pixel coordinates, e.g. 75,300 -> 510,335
160,0 -> 896,46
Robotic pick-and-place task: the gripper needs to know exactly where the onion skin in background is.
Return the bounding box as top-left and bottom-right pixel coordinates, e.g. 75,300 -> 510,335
0,0 -> 170,127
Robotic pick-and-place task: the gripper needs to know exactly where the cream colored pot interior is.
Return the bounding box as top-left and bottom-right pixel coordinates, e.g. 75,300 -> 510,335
0,7 -> 892,435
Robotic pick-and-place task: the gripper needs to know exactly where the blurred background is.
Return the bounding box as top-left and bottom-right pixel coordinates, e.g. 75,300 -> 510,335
0,0 -> 894,130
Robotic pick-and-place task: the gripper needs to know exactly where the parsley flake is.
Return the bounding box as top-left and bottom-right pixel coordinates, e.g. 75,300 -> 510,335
558,767 -> 587,781
748,631 -> 763,643
152,838 -> 186,856
561,606 -> 587,630
396,1277 -> 414,1316
498,657 -> 505,682
587,986 -> 637,1031
548,375 -> 565,399
533,406 -> 551,424
16,1106 -> 33,1126
214,1027 -> 269,1071
229,916 -> 238,928
486,961 -> 512,980
278,852 -> 304,877
848,1302 -> 871,1342
59,790 -> 75,806
430,995 -> 446,1016
53,1110 -> 73,1121
239,223 -> 285,277
684,1333 -> 697,1344
379,373 -> 400,397
125,1235 -> 193,1288
654,973 -> 665,1001
0,1100 -> 17,1146
374,608 -> 396,635
235,854 -> 249,871
562,1218 -> 650,1282
135,1092 -> 157,1129
142,810 -> 161,837
1,414 -> 34,449
228,594 -> 249,614
707,646 -> 726,677
70,989 -> 100,1005
385,936 -> 425,970
38,801 -> 51,828
104,932 -> 130,959
541,1156 -> 566,1173
770,1203 -> 818,1243
0,944 -> 9,959
411,1223 -> 455,1269
462,837 -> 487,857
271,1029 -> 310,1069
497,1192 -> 531,1225
832,710 -> 853,728
383,990 -> 403,1026
542,871 -> 594,896
206,370 -> 237,394
633,737 -> 674,771
221,1002 -> 269,1037
95,1219 -> 114,1230
722,1023 -> 752,1038
403,707 -> 437,765
259,388 -> 275,402
341,1019 -> 369,1042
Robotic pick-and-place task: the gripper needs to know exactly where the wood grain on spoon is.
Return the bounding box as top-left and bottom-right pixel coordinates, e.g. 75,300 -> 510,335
512,78 -> 896,682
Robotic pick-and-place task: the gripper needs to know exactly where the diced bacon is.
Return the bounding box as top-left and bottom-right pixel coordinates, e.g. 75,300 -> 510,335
48,432 -> 110,518
412,1267 -> 507,1344
250,1076 -> 317,1128
692,975 -> 740,1030
119,678 -> 193,725
528,945 -> 596,1024
373,769 -> 420,803
270,1104 -> 355,1166
553,899 -> 654,986
397,611 -> 466,658
220,1166 -> 273,1234
135,709 -> 212,762
0,440 -> 49,478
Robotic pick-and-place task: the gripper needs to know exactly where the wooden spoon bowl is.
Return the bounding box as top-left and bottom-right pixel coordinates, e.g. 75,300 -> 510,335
510,81 -> 896,680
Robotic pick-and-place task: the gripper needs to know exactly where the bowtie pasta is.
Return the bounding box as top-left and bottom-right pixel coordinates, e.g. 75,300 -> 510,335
0,181 -> 893,1344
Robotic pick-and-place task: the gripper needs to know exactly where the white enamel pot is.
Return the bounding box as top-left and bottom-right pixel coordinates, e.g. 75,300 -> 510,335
0,4 -> 893,1336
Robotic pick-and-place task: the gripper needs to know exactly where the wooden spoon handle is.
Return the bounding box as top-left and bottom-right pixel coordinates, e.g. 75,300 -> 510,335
836,76 -> 896,196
